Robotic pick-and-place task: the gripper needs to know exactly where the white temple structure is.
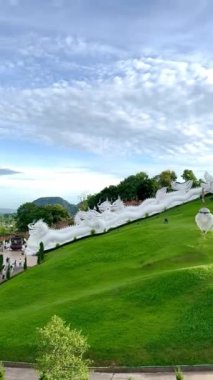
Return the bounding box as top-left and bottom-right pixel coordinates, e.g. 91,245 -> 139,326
25,171 -> 213,255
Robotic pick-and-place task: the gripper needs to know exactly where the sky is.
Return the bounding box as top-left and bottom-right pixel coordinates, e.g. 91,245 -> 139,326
0,0 -> 213,208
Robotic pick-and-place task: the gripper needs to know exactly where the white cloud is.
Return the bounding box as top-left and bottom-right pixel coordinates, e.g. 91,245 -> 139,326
0,55 -> 213,166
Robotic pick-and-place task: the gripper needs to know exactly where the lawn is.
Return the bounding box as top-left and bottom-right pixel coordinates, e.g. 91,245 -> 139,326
0,197 -> 212,365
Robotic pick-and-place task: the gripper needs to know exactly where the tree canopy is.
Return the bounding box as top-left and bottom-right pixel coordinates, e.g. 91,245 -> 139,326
156,170 -> 177,189
16,203 -> 70,231
181,169 -> 200,187
86,170 -> 179,209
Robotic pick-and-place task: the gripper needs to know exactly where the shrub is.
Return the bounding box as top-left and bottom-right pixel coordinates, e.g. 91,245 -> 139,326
37,242 -> 44,264
39,242 -> 45,261
39,374 -> 48,380
24,256 -> 27,270
55,243 -> 60,248
0,362 -> 5,380
0,255 -> 3,271
37,315 -> 90,380
90,229 -> 96,235
37,252 -> 41,265
6,265 -> 10,280
175,367 -> 184,380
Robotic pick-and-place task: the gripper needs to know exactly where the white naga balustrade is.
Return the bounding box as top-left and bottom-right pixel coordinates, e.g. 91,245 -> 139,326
25,171 -> 213,255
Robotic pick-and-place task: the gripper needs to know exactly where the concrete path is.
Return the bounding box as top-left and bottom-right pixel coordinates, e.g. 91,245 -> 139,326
5,367 -> 213,379
2,249 -> 37,267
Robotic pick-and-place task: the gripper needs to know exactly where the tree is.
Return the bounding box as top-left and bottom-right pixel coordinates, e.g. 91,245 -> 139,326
78,193 -> 89,212
118,172 -> 149,200
157,170 -> 177,189
98,185 -> 119,203
16,202 -> 39,231
136,178 -> 158,200
16,203 -> 70,232
39,242 -> 45,261
6,265 -> 10,280
0,361 -> 5,380
37,252 -> 41,265
0,255 -> 3,271
87,194 -> 99,210
175,367 -> 184,380
181,169 -> 200,187
44,204 -> 69,224
37,315 -> 89,380
24,256 -> 27,270
37,242 -> 44,265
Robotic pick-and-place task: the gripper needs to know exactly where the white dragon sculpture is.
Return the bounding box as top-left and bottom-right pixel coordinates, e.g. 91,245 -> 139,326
25,171 -> 213,255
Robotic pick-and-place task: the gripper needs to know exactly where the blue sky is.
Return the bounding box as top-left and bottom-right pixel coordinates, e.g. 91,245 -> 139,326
0,0 -> 213,208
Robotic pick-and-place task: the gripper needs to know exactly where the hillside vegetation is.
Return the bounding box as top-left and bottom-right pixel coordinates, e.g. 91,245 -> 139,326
0,197 -> 212,365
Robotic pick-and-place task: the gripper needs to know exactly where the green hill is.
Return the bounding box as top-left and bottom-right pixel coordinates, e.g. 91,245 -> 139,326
0,198 -> 212,365
33,196 -> 78,216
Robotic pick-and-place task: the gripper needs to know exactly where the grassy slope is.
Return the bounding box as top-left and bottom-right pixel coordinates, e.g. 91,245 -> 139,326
0,198 -> 212,365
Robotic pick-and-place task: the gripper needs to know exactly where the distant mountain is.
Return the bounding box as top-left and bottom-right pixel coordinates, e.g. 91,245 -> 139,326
0,208 -> 16,214
33,197 -> 78,216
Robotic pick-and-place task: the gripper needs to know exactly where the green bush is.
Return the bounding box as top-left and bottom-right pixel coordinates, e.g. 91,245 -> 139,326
6,266 -> 11,280
90,229 -> 96,235
39,242 -> 45,261
175,367 -> 184,380
39,374 -> 48,380
37,252 -> 41,265
0,255 -> 3,271
37,315 -> 90,380
0,361 -> 5,379
24,256 -> 27,270
37,242 -> 44,264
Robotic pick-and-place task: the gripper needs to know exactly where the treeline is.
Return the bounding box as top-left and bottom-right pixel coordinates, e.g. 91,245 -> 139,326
83,169 -> 201,210
16,203 -> 72,232
0,214 -> 16,235
15,169 -> 201,231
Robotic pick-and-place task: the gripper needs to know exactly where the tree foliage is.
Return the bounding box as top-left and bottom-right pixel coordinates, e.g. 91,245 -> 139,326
24,256 -> 27,270
181,169 -> 200,187
0,362 -> 5,380
86,170 -> 188,208
6,265 -> 10,280
87,172 -> 155,208
118,172 -> 149,200
156,170 -> 177,189
0,255 -> 3,271
0,214 -> 16,235
37,315 -> 89,380
16,203 -> 70,232
37,242 -> 45,264
136,178 -> 158,201
175,367 -> 184,380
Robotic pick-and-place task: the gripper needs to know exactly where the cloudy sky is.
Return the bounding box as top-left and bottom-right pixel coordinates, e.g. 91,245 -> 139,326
0,0 -> 213,208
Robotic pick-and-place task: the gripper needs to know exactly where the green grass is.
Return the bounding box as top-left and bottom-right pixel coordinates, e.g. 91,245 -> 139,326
0,197 -> 213,365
